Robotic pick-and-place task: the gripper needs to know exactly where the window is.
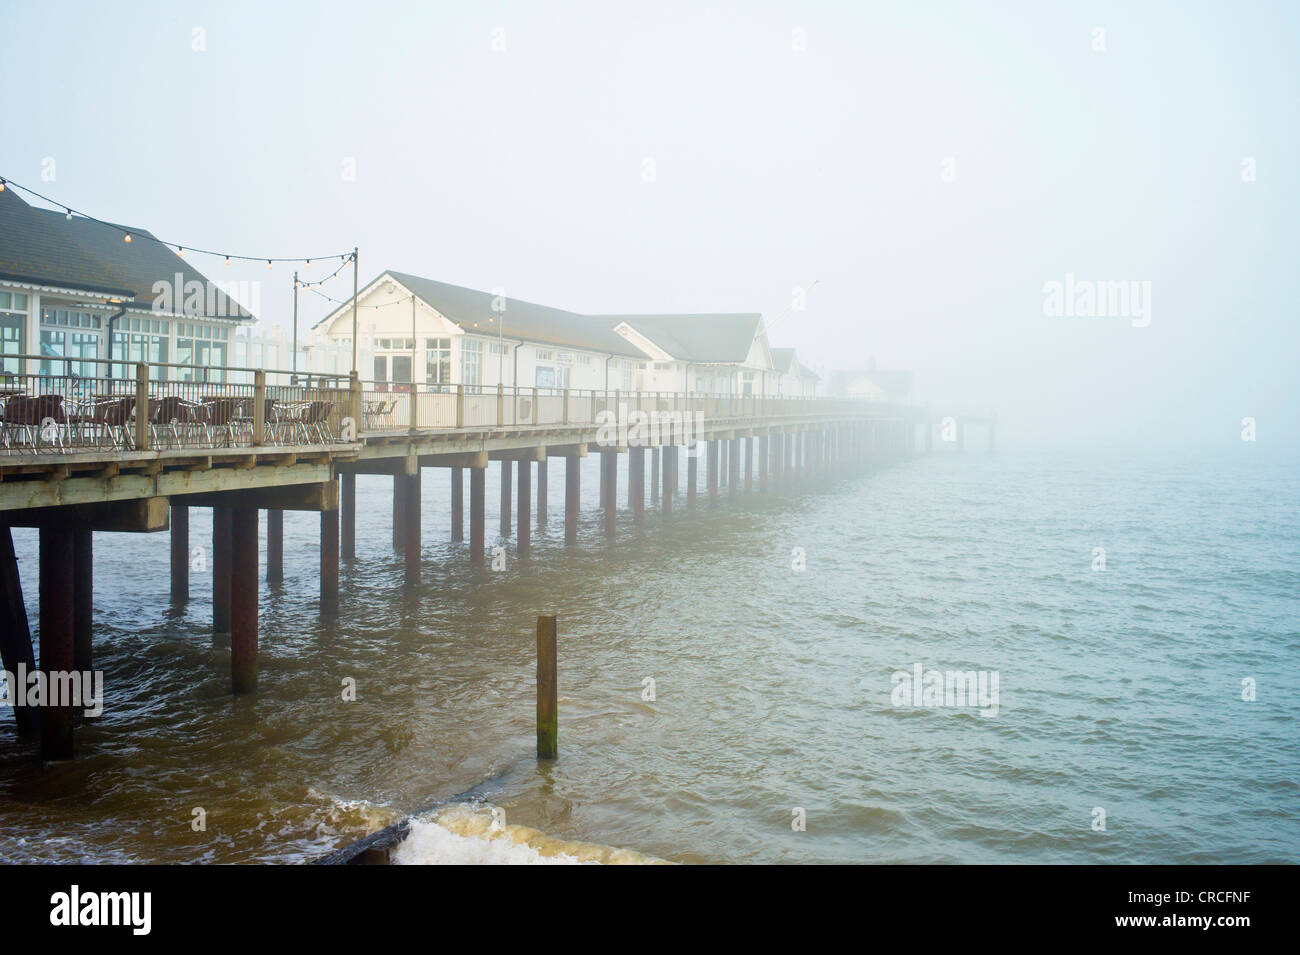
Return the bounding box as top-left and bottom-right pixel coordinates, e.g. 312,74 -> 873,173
373,355 -> 388,383
0,292 -> 26,375
488,341 -> 509,355
40,306 -> 102,378
742,371 -> 755,397
176,322 -> 229,382
460,338 -> 482,388
391,354 -> 412,384
111,315 -> 170,380
425,337 -> 451,387
577,354 -> 591,365
535,348 -> 554,361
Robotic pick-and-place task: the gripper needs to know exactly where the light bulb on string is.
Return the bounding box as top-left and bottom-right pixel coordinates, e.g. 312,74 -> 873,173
65,209 -> 72,220
123,233 -> 132,243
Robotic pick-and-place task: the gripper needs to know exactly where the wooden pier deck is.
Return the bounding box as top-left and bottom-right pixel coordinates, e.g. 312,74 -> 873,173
0,358 -> 923,759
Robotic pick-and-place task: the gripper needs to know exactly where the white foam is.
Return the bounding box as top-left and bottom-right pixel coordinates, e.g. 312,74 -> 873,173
391,803 -> 663,865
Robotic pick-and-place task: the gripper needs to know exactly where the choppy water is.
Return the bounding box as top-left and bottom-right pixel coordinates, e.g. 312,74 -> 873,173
1,447 -> 1297,863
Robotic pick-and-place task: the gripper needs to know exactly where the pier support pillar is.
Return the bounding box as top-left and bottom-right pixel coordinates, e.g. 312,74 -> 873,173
0,526 -> 38,739
564,454 -> 580,546
631,446 -> 646,527
392,474 -> 405,553
213,506 -> 232,635
266,509 -> 283,584
537,459 -> 548,526
650,448 -> 660,506
170,504 -> 189,603
729,438 -> 740,497
517,459 -> 531,557
451,467 -> 464,542
745,437 -> 753,493
500,460 -> 512,539
601,451 -> 617,537
39,527 -> 75,759
759,435 -> 769,491
719,440 -> 728,491
470,466 -> 486,562
707,440 -> 719,504
404,469 -> 421,587
320,507 -> 339,616
687,448 -> 698,509
341,473 -> 356,560
663,446 -> 675,519
925,420 -> 933,454
73,528 -> 92,673
231,507 -> 259,693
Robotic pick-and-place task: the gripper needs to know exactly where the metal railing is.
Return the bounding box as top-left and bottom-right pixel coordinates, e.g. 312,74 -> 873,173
0,355 -> 356,456
0,355 -> 903,457
357,382 -> 887,433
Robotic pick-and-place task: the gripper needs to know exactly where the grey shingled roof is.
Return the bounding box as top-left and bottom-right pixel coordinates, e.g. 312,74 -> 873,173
771,347 -> 820,382
596,313 -> 762,363
379,271 -> 646,357
0,186 -> 251,319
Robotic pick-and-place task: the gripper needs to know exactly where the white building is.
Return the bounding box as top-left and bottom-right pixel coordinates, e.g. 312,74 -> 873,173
310,270 -> 793,395
0,185 -> 255,382
770,348 -> 821,397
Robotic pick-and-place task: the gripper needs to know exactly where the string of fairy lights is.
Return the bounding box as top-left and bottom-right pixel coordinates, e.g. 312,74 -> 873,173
0,176 -> 352,270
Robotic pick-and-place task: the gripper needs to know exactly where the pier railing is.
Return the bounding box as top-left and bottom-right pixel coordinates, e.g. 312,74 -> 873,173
358,382 -> 874,433
0,355 -> 352,455
1,355 -> 906,456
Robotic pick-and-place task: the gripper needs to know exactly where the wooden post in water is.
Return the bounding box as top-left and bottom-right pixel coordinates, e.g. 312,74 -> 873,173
536,614 -> 557,759
517,459 -> 531,557
650,447 -> 660,505
602,451 -> 617,537
451,468 -> 464,542
536,459 -> 547,526
230,507 -> 259,693
687,448 -> 698,509
213,506 -> 232,635
707,439 -> 719,504
266,509 -> 283,583
500,459 -> 512,539
170,504 -> 189,602
320,507 -> 339,616
745,436 -> 754,493
341,473 -> 356,560
73,528 -> 92,673
759,435 -> 769,491
564,455 -> 580,546
729,437 -> 740,497
662,446 -> 674,518
470,466 -> 486,562
392,474 -> 405,554
404,468 -> 421,587
0,525 -> 39,738
39,527 -> 75,759
630,446 -> 645,527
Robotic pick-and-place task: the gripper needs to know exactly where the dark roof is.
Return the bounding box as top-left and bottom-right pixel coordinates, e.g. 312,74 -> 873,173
596,313 -> 762,363
771,347 -> 820,382
0,187 -> 250,319
359,272 -> 646,357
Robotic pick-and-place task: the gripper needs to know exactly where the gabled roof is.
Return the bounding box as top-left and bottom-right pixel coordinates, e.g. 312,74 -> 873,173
330,271 -> 645,358
596,313 -> 763,364
771,347 -> 820,381
0,187 -> 250,319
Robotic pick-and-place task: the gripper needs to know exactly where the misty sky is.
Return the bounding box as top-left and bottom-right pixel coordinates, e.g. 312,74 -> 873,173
1,0 -> 1295,450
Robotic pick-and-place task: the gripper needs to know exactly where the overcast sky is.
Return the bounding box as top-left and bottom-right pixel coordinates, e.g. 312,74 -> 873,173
2,0 -> 1295,451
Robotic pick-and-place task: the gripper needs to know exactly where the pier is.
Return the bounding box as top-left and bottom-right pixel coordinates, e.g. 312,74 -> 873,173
0,354 -> 918,759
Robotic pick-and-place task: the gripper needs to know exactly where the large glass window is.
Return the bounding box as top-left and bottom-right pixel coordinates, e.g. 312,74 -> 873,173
460,338 -> 482,389
0,291 -> 26,376
40,306 -> 102,378
425,337 -> 451,388
111,315 -> 170,380
175,322 -> 228,382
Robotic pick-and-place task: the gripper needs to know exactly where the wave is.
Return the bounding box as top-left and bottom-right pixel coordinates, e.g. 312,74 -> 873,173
391,803 -> 667,865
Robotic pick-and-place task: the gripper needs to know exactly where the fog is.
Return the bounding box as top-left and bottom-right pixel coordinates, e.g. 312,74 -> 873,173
2,0 -> 1295,451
